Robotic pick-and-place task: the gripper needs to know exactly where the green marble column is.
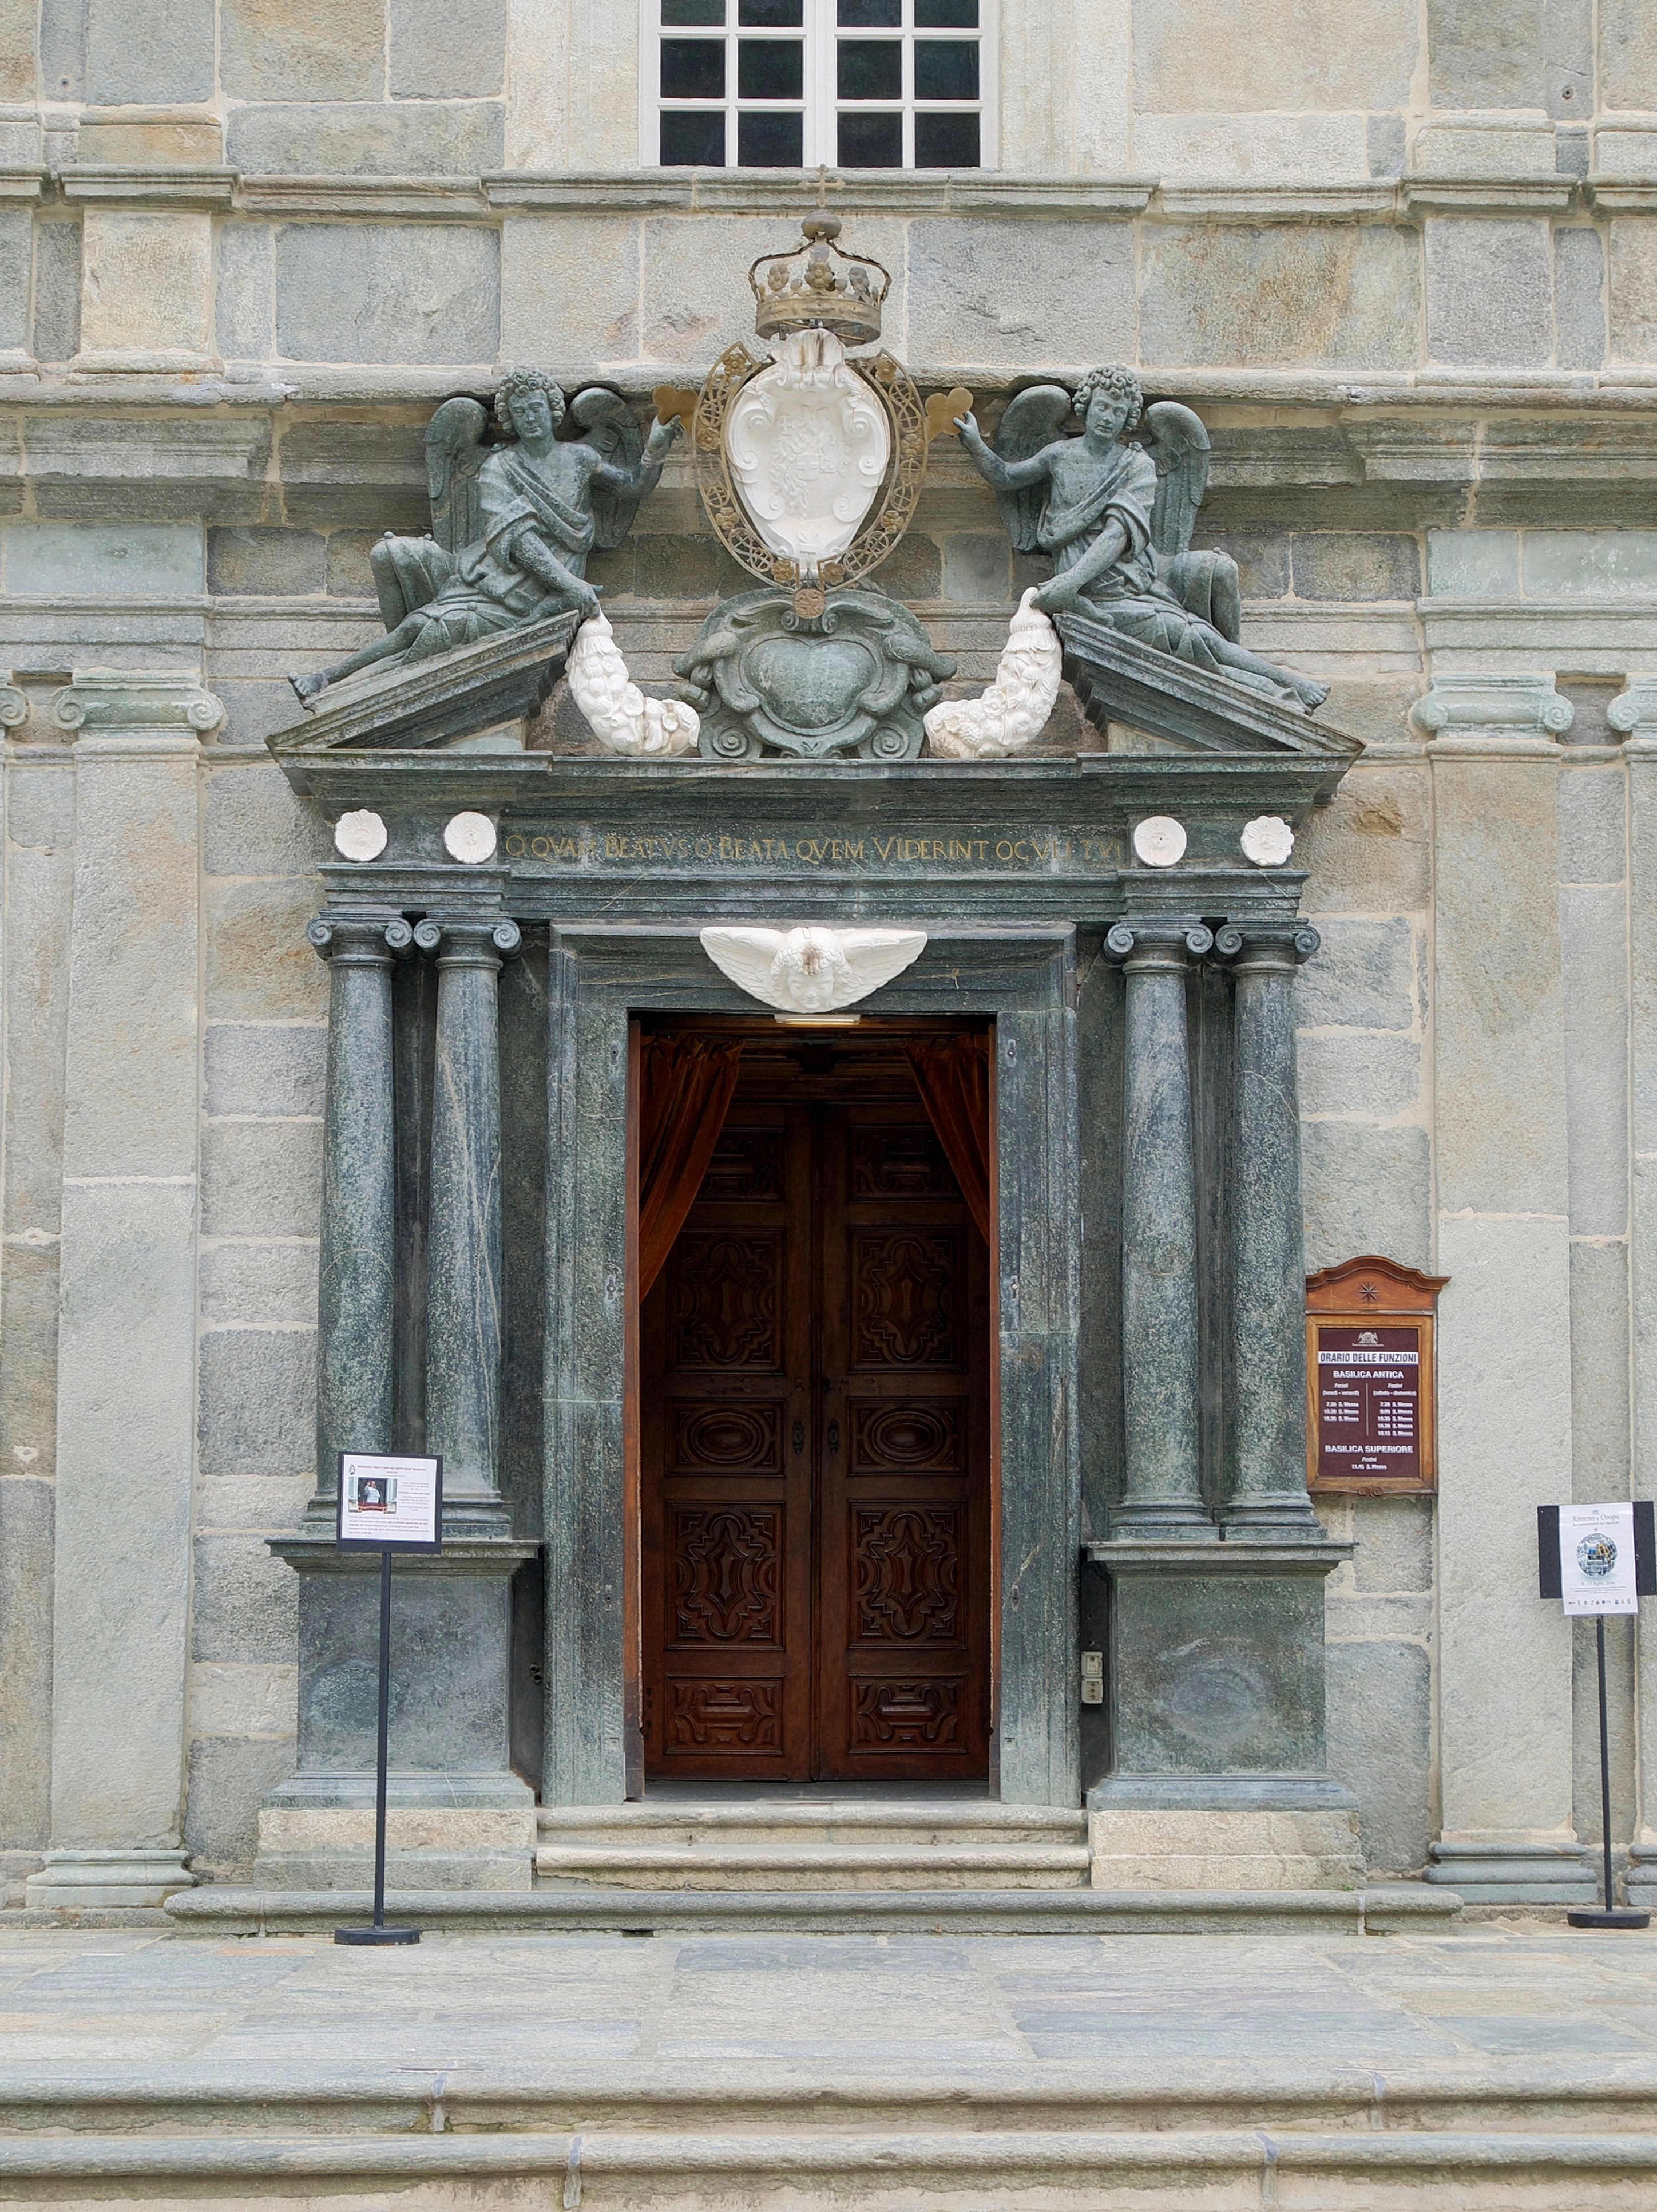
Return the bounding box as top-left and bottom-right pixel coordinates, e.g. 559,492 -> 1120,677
307,916 -> 407,1503
1107,920 -> 1217,1540
1218,921 -> 1323,1540
414,915 -> 520,1536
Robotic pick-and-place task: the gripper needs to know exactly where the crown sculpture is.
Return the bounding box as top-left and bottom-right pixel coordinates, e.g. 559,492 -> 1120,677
273,212 -> 1327,765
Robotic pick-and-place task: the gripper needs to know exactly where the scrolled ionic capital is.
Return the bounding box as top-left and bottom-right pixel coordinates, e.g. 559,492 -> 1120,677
1212,920 -> 1321,970
306,916 -> 409,965
413,916 -> 522,967
0,680 -> 25,731
1105,920 -> 1213,968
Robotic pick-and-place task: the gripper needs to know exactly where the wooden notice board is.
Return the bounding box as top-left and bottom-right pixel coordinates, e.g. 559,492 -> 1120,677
1306,1255 -> 1448,1496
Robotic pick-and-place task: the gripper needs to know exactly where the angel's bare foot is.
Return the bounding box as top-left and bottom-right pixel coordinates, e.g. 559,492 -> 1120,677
290,671 -> 327,706
1292,674 -> 1330,711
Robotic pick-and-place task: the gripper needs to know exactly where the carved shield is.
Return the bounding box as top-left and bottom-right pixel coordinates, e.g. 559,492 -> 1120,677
724,330 -> 891,575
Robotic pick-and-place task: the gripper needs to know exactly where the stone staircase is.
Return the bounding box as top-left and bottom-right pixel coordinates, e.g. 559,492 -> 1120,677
534,1800 -> 1091,1890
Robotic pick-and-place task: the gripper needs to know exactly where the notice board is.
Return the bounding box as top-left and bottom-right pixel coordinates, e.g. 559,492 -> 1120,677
1306,1255 -> 1448,1496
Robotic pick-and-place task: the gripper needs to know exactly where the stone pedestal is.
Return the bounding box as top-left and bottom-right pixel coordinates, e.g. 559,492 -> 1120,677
258,1546 -> 534,1890
26,675 -> 221,1913
1086,1540 -> 1361,1890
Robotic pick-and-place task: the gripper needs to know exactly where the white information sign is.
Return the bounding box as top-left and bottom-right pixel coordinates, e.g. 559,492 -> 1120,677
1559,1502 -> 1638,1616
337,1453 -> 442,1553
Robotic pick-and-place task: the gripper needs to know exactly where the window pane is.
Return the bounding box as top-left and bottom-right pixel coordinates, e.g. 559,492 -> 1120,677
914,109 -> 978,165
738,109 -> 803,163
664,0 -> 725,19
914,38 -> 977,97
838,109 -> 902,164
738,0 -> 801,19
837,0 -> 900,23
660,37 -> 726,95
739,37 -> 803,94
915,0 -> 977,20
838,38 -> 902,96
661,109 -> 727,163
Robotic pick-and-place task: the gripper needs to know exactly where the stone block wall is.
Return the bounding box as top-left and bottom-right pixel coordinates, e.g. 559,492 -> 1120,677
1,0 -> 1656,1884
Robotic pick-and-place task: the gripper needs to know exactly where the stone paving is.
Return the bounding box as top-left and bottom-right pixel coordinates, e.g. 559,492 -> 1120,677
4,1921 -> 1657,2083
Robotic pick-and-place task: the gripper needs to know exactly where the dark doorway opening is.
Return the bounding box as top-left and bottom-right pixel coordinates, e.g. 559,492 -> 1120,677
636,1019 -> 995,1784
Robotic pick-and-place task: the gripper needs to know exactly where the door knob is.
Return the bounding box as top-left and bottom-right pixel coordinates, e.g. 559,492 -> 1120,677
827,1420 -> 841,1454
792,1419 -> 805,1454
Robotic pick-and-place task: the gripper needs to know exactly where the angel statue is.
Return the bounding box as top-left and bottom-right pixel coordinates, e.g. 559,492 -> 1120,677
289,368 -> 679,704
954,367 -> 1328,712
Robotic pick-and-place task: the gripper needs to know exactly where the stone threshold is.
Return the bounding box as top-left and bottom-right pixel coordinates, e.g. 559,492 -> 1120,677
162,1883 -> 1458,1938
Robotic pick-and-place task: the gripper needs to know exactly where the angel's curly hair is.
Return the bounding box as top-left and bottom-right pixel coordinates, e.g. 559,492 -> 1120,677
494,366 -> 565,436
1073,365 -> 1143,434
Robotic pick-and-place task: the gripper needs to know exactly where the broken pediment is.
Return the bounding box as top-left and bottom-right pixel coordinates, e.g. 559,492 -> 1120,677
1055,610 -> 1362,765
265,610 -> 578,757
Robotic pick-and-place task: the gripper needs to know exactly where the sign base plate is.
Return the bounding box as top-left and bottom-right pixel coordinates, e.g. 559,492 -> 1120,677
334,1926 -> 421,1945
1567,1910 -> 1651,1930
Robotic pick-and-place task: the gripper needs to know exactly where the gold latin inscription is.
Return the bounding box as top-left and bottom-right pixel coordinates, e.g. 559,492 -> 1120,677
501,828 -> 1120,870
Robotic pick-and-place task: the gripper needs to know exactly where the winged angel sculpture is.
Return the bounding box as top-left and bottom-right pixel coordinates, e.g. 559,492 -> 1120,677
699,925 -> 927,1015
290,368 -> 678,703
955,366 -> 1327,712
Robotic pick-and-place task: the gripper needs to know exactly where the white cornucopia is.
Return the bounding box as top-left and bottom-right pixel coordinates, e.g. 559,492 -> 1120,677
568,609 -> 700,758
923,588 -> 1063,761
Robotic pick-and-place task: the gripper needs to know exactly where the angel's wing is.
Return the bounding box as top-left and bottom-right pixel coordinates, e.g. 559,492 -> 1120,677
830,928 -> 927,1008
570,387 -> 645,552
700,927 -> 784,1003
993,386 -> 1073,553
1141,400 -> 1211,559
425,396 -> 490,556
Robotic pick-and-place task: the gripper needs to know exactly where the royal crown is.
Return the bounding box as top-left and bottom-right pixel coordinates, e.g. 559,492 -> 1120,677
748,216 -> 890,349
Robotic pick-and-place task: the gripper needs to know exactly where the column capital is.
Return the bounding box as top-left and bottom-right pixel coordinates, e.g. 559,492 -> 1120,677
1610,677 -> 1657,750
414,916 -> 522,965
50,670 -> 224,752
1213,919 -> 1321,968
1105,920 -> 1213,967
1410,672 -> 1572,755
306,916 -> 413,964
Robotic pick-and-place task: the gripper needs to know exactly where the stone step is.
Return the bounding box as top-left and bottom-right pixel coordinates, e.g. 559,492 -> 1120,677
537,1801 -> 1087,1850
534,1843 -> 1092,1889
3,2123 -> 1654,2209
164,1883 -> 1457,1937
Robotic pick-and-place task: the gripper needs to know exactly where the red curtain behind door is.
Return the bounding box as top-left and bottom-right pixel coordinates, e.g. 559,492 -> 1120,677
637,1035 -> 744,1297
903,1034 -> 993,1243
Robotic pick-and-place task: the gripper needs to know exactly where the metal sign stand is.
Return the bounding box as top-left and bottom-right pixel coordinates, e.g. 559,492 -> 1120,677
333,1452 -> 443,1949
1538,1501 -> 1655,1932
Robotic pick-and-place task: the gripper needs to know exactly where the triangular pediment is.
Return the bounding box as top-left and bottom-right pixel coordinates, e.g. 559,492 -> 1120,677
266,611 -> 578,758
1056,610 -> 1362,762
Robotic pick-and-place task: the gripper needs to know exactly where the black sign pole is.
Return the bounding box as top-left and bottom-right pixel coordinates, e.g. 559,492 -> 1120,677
336,1544 -> 419,1947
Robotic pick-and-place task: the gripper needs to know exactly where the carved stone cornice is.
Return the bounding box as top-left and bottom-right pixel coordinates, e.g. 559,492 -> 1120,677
1410,672 -> 1573,755
50,670 -> 224,755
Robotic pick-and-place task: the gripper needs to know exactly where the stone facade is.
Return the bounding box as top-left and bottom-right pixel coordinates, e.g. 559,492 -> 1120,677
1,0 -> 1655,1902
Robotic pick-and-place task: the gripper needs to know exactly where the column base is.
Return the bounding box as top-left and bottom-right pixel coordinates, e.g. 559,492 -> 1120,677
1620,1845 -> 1657,1910
1087,1776 -> 1363,1892
1219,1493 -> 1327,1542
1425,1841 -> 1596,1905
256,1775 -> 536,1892
1105,1503 -> 1219,1542
25,1849 -> 196,1909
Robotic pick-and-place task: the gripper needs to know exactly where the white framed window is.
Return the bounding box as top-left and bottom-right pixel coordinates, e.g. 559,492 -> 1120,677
640,0 -> 996,172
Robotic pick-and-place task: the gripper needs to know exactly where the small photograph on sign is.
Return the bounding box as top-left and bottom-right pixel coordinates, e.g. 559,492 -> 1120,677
1559,1502 -> 1638,1616
337,1453 -> 442,1552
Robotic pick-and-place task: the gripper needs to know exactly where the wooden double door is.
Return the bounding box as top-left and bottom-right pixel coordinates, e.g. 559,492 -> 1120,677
641,1097 -> 992,1780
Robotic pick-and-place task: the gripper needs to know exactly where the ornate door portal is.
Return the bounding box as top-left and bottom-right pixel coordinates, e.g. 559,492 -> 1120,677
640,1044 -> 992,1782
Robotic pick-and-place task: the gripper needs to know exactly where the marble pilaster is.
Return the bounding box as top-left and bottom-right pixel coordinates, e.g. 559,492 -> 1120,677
1415,674 -> 1592,1905
27,673 -> 222,1910
1218,920 -> 1324,1541
1105,919 -> 1216,1540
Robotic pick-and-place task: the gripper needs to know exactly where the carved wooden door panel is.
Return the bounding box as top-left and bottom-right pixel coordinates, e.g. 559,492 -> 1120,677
641,1107 -> 815,1778
816,1107 -> 992,1779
